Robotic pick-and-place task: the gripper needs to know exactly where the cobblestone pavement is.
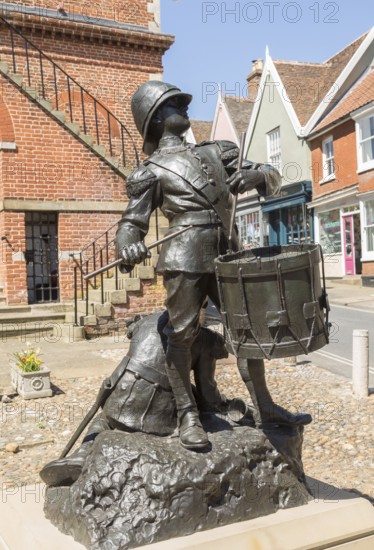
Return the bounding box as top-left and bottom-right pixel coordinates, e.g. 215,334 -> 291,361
0,356 -> 373,504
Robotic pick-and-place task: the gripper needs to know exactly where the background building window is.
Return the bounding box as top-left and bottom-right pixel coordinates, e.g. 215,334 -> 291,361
267,127 -> 281,174
356,111 -> 374,171
364,199 -> 374,255
319,209 -> 342,253
238,211 -> 260,247
321,136 -> 335,180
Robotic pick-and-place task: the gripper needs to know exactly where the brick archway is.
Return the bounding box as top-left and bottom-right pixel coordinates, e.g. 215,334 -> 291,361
0,95 -> 15,142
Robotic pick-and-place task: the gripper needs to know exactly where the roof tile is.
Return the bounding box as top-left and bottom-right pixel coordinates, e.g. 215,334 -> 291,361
313,69 -> 374,132
223,96 -> 255,136
189,120 -> 212,143
273,32 -> 368,126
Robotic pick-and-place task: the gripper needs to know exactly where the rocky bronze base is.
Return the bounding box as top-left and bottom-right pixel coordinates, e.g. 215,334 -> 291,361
44,416 -> 310,550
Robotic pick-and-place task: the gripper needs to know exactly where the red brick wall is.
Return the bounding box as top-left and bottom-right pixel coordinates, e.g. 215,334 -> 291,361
4,1 -> 154,27
0,1 -> 172,306
0,95 -> 15,142
1,77 -> 127,201
0,211 -> 28,304
0,75 -> 127,303
0,31 -> 165,163
311,120 -> 358,196
311,119 -> 374,196
0,212 -> 6,286
358,170 -> 374,194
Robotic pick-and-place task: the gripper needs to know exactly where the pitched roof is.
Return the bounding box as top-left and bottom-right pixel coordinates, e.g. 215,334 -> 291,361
272,31 -> 369,126
312,69 -> 374,132
189,120 -> 212,143
223,96 -> 255,136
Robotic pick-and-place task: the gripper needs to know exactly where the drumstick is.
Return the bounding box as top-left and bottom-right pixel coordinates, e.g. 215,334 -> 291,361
228,131 -> 247,250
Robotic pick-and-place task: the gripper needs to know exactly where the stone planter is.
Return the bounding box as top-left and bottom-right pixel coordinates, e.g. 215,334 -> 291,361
10,364 -> 53,399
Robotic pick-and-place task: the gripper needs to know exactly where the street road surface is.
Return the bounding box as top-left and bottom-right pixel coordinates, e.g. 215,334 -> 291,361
298,303 -> 374,388
206,299 -> 374,388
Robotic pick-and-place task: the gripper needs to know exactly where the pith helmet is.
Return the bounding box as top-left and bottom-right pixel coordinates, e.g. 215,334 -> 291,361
131,80 -> 192,155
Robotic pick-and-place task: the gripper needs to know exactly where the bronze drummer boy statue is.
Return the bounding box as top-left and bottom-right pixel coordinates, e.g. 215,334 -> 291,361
117,81 -> 312,451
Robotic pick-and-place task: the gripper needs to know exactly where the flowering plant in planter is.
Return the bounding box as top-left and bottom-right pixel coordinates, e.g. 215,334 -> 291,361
10,344 -> 52,399
12,344 -> 43,372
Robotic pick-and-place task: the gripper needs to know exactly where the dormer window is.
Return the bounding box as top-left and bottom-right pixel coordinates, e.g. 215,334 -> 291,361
321,136 -> 335,181
267,127 -> 281,174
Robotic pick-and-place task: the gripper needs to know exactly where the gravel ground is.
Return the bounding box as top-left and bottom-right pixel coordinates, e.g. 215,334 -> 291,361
0,357 -> 373,504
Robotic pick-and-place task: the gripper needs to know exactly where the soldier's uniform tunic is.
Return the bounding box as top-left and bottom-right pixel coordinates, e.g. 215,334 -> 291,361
116,140 -> 279,348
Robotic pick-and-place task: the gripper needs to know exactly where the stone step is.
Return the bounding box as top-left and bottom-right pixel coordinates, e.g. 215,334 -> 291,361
77,300 -> 95,315
24,86 -> 38,99
53,323 -> 86,342
36,97 -> 52,111
0,305 -> 31,315
52,110 -> 67,122
136,265 -> 155,280
93,143 -> 107,156
117,165 -> 132,178
332,276 -> 362,287
8,72 -> 23,86
107,156 -> 120,168
87,289 -> 110,303
29,303 -> 73,313
66,121 -> 81,135
80,133 -> 94,146
95,277 -> 141,292
87,288 -> 128,305
0,61 -> 9,74
0,311 -> 68,338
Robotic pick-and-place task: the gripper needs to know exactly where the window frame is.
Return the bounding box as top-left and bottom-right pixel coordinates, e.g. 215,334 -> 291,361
266,127 -> 282,175
354,106 -> 374,173
321,135 -> 335,182
360,195 -> 374,261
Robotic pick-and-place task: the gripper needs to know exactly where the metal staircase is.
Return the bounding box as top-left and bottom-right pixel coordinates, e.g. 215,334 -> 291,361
0,15 -> 139,177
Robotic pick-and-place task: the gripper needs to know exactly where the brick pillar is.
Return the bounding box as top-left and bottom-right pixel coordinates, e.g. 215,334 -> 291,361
3,211 -> 28,304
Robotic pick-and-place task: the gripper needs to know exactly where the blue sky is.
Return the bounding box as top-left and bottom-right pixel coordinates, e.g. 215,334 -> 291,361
160,0 -> 372,120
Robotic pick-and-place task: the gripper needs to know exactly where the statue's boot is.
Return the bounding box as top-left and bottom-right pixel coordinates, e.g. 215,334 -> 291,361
166,345 -> 210,451
237,358 -> 312,428
39,441 -> 93,486
40,413 -> 109,486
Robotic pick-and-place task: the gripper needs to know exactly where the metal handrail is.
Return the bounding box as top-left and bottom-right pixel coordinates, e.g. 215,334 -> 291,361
80,220 -> 119,254
0,15 -> 139,167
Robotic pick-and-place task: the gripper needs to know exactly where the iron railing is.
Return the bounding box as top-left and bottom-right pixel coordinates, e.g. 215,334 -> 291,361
71,214 -> 160,325
0,15 -> 139,167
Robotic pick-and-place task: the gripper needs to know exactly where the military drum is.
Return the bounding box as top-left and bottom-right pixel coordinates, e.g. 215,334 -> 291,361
215,244 -> 330,359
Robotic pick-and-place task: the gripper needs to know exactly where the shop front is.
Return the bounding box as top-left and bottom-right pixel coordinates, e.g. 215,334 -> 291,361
261,181 -> 313,246
359,190 -> 374,286
310,185 -> 361,278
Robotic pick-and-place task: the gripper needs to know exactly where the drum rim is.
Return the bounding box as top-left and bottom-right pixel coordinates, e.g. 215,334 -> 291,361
216,243 -> 321,264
